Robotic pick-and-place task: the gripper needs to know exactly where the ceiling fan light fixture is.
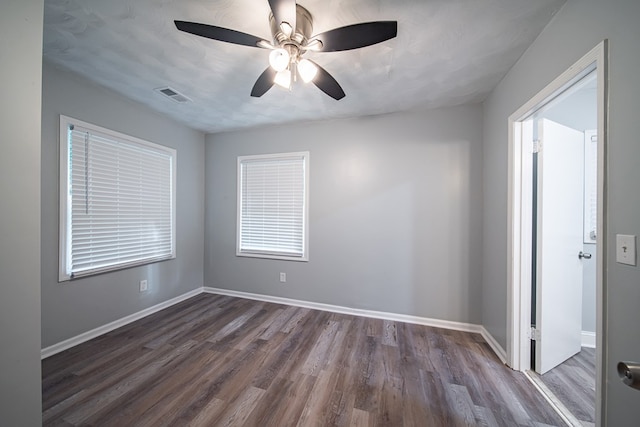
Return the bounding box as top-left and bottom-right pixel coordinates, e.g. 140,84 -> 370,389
274,69 -> 292,89
280,22 -> 293,38
269,48 -> 290,72
175,2 -> 397,100
297,59 -> 318,83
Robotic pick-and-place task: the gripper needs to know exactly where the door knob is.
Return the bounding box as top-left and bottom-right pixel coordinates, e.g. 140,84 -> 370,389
578,251 -> 592,259
618,362 -> 640,390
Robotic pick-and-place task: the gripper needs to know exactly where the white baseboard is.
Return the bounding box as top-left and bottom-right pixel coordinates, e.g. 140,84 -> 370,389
204,286 -> 487,335
479,327 -> 507,364
582,331 -> 596,348
41,285 -> 508,364
41,288 -> 203,359
205,287 -> 508,363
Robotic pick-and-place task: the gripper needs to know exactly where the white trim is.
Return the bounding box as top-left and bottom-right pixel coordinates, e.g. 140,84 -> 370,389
204,286 -> 496,339
595,40 -> 608,426
507,40 -> 608,426
479,327 -> 508,364
41,288 -> 202,359
204,287 -> 479,331
41,285 -> 507,364
524,371 -> 577,427
582,331 -> 596,349
205,287 -> 507,363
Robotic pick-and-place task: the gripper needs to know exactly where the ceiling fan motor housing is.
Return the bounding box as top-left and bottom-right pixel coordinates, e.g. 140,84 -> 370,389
270,5 -> 313,48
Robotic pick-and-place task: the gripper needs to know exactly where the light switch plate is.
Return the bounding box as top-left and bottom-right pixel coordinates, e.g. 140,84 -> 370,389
616,234 -> 636,266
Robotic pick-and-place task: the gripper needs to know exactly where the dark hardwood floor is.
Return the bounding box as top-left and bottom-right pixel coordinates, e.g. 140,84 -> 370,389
534,347 -> 596,425
42,294 -> 566,426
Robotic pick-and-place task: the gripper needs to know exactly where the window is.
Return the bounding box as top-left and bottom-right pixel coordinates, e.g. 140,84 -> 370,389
237,152 -> 309,261
59,115 -> 176,281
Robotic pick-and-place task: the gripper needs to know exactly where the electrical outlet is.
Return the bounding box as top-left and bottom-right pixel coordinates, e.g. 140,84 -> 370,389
279,272 -> 286,283
139,279 -> 148,292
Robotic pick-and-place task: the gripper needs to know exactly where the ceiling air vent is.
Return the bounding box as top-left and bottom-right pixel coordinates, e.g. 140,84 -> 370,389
155,86 -> 192,103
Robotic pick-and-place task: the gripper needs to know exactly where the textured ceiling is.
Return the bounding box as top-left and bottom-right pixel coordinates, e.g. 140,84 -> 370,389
43,0 -> 566,134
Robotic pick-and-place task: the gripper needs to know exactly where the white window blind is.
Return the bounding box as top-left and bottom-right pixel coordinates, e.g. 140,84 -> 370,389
237,152 -> 309,261
59,116 -> 176,281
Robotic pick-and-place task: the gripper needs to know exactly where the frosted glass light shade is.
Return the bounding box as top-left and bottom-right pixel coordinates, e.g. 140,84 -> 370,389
280,22 -> 293,38
274,69 -> 292,89
269,48 -> 290,72
297,59 -> 318,83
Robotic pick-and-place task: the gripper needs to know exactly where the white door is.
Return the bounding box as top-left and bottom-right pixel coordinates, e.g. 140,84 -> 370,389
535,118 -> 585,374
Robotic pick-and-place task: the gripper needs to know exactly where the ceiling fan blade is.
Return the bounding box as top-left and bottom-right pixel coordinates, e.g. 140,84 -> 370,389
309,61 -> 345,100
268,0 -> 297,31
175,21 -> 269,48
312,21 -> 398,52
251,67 -> 277,97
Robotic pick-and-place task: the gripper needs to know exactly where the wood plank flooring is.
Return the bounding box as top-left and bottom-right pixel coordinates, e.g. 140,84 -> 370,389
42,294 -> 566,426
534,347 -> 596,425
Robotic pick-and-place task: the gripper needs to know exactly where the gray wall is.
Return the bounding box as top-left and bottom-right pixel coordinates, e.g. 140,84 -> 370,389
0,0 -> 43,423
41,63 -> 206,348
482,0 -> 640,424
205,105 -> 483,324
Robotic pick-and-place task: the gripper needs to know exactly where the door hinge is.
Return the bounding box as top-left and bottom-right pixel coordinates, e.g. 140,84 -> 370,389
530,327 -> 541,341
532,140 -> 542,153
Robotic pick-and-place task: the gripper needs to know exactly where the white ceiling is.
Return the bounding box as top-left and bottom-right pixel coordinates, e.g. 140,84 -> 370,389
43,0 -> 566,134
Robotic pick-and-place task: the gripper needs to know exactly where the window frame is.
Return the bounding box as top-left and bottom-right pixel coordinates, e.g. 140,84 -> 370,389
58,115 -> 177,282
236,151 -> 309,262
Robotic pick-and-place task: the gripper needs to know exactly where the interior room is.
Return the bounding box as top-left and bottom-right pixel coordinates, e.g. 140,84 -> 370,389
2,0 -> 640,425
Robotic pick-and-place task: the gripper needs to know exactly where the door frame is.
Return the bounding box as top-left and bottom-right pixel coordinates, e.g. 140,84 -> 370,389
506,40 -> 608,424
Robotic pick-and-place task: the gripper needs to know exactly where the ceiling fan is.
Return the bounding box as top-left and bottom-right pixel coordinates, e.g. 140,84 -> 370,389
175,0 -> 397,100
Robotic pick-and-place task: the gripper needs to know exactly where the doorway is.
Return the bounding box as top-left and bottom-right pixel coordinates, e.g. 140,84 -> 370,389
527,87 -> 597,424
506,41 -> 608,426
